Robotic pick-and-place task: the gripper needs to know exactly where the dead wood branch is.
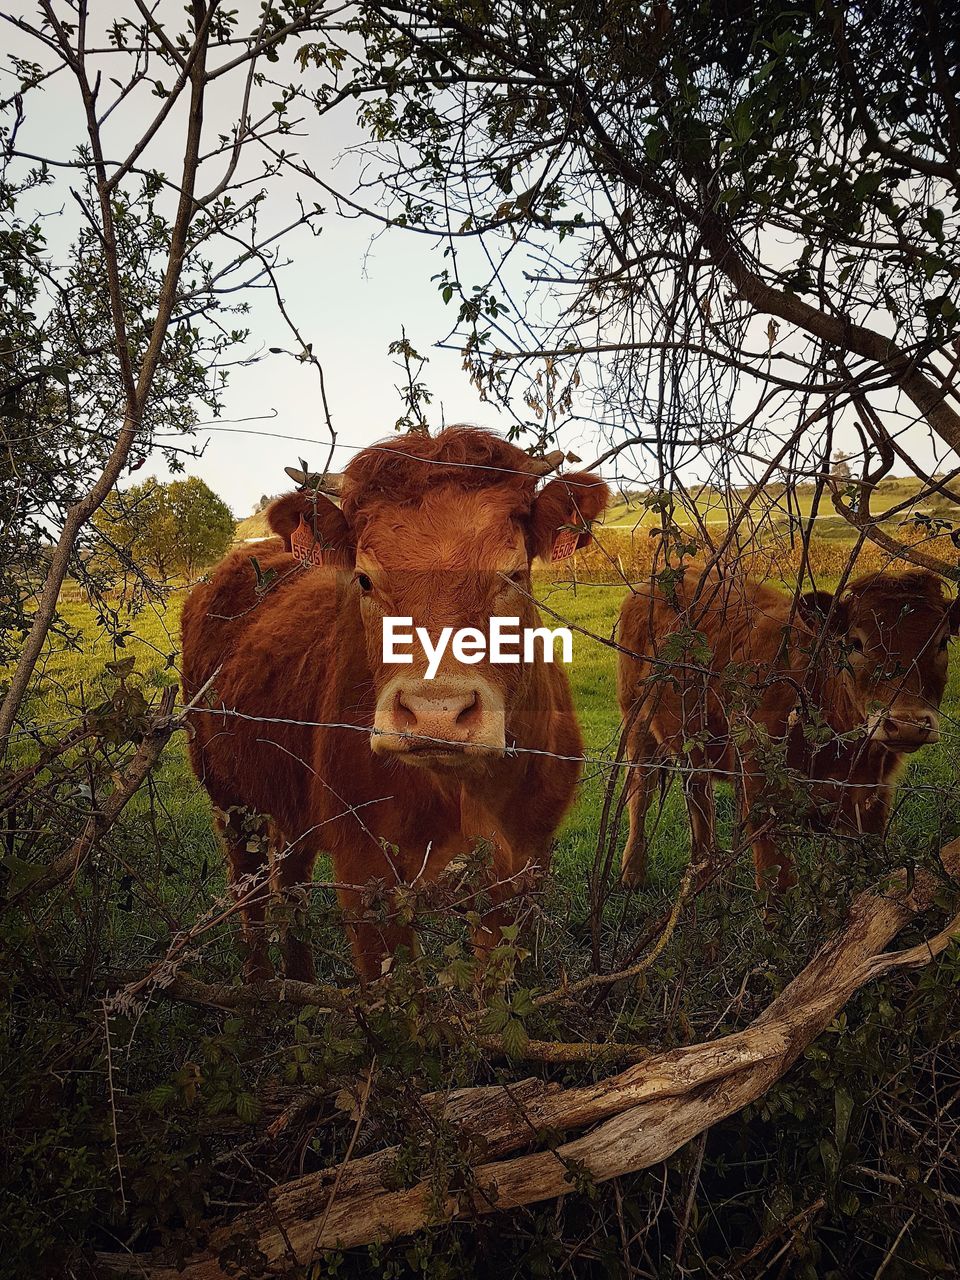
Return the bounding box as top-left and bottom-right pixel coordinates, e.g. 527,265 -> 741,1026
472,1035 -> 651,1064
98,841 -> 960,1277
827,479 -> 958,576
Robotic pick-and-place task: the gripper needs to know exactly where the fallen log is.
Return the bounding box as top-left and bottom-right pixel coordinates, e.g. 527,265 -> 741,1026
99,840 -> 960,1278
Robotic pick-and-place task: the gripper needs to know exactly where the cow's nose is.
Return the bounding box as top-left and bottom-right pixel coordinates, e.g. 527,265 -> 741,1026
392,680 -> 483,745
372,676 -> 506,760
880,709 -> 940,749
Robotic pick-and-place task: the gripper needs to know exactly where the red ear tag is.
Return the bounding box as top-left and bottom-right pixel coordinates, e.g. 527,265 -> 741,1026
290,515 -> 325,567
551,526 -> 581,561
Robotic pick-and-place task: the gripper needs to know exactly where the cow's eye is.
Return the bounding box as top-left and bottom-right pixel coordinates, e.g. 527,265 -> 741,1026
356,573 -> 373,593
500,569 -> 527,591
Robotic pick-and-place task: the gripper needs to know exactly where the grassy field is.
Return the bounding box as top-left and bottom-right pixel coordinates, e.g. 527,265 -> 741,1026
29,569 -> 960,950
601,475 -> 946,534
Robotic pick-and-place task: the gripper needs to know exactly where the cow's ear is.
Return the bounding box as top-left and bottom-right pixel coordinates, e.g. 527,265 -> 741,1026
797,590 -> 848,632
266,491 -> 354,566
528,471 -> 610,561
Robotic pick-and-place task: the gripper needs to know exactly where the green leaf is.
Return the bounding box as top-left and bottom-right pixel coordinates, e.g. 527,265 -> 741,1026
145,1083 -> 178,1112
106,656 -> 136,678
235,1092 -> 261,1123
839,1190 -> 860,1216
511,988 -> 536,1018
834,1087 -> 853,1150
923,205 -> 946,243
851,170 -> 884,201
500,1016 -> 529,1058
0,855 -> 46,894
729,102 -> 753,147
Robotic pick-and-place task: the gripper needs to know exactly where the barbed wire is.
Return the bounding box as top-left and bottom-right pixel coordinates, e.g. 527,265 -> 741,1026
181,701 -> 960,791
152,424 -> 593,481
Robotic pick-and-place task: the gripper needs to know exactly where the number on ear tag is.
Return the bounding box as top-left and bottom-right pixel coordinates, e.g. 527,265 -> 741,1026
290,515 -> 325,567
551,527 -> 581,561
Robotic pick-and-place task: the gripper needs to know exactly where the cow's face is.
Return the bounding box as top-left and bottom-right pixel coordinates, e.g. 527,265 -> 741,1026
270,458 -> 608,772
801,575 -> 959,752
356,477 -> 606,769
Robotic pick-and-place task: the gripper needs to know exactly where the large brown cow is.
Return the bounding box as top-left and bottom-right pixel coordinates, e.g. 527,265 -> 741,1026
618,562 -> 958,891
181,426 -> 608,981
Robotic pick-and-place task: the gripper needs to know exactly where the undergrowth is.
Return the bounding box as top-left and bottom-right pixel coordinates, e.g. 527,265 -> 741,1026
2,580 -> 959,1279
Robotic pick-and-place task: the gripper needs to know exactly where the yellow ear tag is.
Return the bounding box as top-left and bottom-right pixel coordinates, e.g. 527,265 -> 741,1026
290,515 -> 325,567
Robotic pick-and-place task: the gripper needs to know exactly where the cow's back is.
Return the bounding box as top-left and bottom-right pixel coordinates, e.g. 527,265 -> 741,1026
180,540 -> 340,833
618,563 -> 808,744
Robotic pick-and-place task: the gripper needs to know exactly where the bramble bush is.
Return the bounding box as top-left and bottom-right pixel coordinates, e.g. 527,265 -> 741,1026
2,581 -> 959,1279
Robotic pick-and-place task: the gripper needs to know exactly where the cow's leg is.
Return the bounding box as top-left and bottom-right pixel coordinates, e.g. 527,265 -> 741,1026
460,794 -> 545,964
217,808 -> 273,982
269,828 -> 317,983
337,889 -> 416,982
682,760 -> 716,869
331,843 -> 418,983
741,771 -> 797,895
470,847 -> 544,966
621,720 -> 667,889
477,835 -> 542,960
752,832 -> 797,895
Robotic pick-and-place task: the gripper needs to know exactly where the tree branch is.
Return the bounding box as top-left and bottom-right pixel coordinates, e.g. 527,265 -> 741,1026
99,841 -> 960,1275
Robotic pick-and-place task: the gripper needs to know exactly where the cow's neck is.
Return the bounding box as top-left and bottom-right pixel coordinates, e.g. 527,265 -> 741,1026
797,640 -> 860,734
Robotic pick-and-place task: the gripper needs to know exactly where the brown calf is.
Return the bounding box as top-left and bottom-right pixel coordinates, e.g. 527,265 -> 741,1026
181,426 -> 608,980
618,563 -> 958,891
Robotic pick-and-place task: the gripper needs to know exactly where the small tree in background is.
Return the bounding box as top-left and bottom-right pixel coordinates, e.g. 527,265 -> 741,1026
167,477 -> 235,579
96,477 -> 234,583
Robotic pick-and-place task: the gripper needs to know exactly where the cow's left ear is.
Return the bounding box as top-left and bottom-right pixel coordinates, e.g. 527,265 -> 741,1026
797,590 -> 848,632
266,491 -> 354,567
528,472 -> 610,561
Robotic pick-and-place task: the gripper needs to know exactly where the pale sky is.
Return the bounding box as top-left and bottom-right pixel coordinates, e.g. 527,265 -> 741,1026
4,3 -> 515,516
4,2 -> 951,518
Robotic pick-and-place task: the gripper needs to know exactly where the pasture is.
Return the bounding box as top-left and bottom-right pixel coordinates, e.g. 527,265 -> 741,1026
27,569 -> 960,964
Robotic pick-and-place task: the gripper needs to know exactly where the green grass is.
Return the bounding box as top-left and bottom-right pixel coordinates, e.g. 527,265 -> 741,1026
234,508 -> 273,542
29,574 -> 960,930
25,595 -> 223,918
